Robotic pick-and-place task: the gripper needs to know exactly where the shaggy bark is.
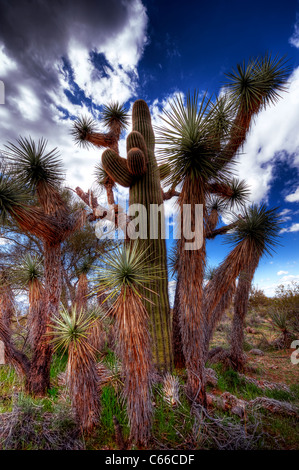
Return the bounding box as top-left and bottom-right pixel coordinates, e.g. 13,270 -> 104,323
230,257 -> 259,371
75,273 -> 88,312
203,284 -> 235,361
66,345 -> 100,432
176,180 -> 207,406
0,283 -> 30,376
27,279 -> 44,348
172,277 -> 185,369
26,243 -> 61,396
114,289 -> 153,445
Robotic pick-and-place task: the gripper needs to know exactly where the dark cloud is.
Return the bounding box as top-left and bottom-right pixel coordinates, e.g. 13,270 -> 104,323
0,0 -> 147,138
0,0 -> 148,190
0,0 -> 136,85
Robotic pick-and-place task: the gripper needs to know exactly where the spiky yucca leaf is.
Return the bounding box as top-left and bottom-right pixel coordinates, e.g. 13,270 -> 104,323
94,162 -> 111,187
158,162 -> 171,182
222,178 -> 250,209
225,54 -> 289,114
156,91 -> 234,188
51,306 -> 97,355
161,373 -> 181,407
208,94 -> 237,140
269,310 -> 289,332
227,204 -> 281,256
13,253 -> 43,288
204,265 -> 217,281
93,242 -> 163,301
0,170 -> 30,224
51,306 -> 100,431
71,115 -> 99,148
101,102 -> 129,131
5,137 -> 64,190
206,195 -> 227,214
76,255 -> 95,276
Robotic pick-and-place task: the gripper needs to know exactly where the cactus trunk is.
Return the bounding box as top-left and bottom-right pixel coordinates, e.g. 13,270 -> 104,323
129,100 -> 172,370
101,100 -> 173,370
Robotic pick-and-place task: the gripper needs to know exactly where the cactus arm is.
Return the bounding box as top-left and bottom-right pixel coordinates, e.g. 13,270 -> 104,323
126,131 -> 148,162
127,148 -> 147,176
132,100 -> 155,152
102,149 -> 133,187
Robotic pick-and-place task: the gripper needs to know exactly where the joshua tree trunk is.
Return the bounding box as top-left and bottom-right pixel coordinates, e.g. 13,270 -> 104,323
230,257 -> 259,371
75,273 -> 88,312
27,279 -> 44,348
114,288 -> 153,445
172,278 -> 185,369
66,343 -> 100,432
26,243 -> 61,396
203,284 -> 235,361
0,280 -> 30,375
177,180 -> 207,406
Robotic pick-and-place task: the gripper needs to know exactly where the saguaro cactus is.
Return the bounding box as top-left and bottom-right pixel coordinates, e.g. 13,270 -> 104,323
73,100 -> 172,370
103,100 -> 172,370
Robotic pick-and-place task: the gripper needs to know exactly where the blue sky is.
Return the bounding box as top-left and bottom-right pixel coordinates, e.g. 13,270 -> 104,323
0,0 -> 299,296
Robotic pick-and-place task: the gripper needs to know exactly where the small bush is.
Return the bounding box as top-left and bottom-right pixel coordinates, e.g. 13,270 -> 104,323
0,396 -> 83,450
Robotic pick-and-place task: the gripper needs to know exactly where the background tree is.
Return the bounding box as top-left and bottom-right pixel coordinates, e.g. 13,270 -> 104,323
229,205 -> 281,369
156,53 -> 289,405
0,138 -> 85,395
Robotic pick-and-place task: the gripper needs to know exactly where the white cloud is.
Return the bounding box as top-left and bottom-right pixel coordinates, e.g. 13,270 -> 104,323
65,1 -> 148,108
0,237 -> 11,246
10,86 -> 41,121
285,187 -> 299,202
280,222 -> 299,234
277,270 -> 288,275
289,14 -> 299,48
0,44 -> 17,76
234,67 -> 299,203
279,208 -> 291,215
281,274 -> 299,282
257,274 -> 299,297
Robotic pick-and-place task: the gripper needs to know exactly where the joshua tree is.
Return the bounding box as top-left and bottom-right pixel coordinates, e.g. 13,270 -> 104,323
72,101 -> 172,370
157,91 -> 244,405
94,242 -> 155,446
157,54 -> 288,405
0,138 -> 85,395
229,205 -> 281,370
13,253 -> 44,349
51,306 -> 101,431
74,256 -> 94,312
0,272 -> 30,375
206,205 -> 281,369
224,54 -> 289,161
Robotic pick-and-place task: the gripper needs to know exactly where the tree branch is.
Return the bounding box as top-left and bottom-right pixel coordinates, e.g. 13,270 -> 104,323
162,188 -> 180,200
206,219 -> 241,240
